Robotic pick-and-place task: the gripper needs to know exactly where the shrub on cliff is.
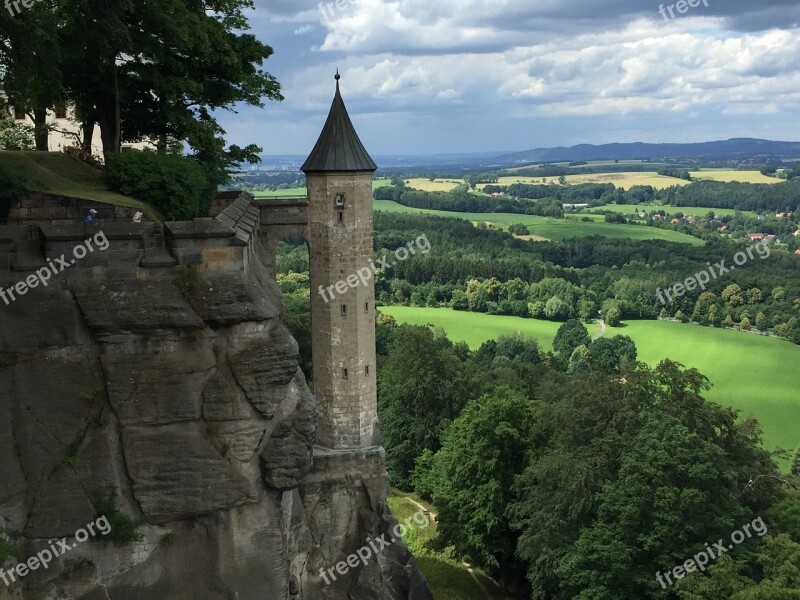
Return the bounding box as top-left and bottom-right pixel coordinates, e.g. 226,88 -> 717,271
104,150 -> 209,220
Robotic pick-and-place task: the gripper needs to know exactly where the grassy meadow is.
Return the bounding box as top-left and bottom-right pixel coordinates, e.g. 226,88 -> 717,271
374,199 -> 704,245
381,306 -> 800,465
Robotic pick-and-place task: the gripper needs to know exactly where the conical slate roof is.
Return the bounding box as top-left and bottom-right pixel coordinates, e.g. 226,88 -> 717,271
301,73 -> 378,173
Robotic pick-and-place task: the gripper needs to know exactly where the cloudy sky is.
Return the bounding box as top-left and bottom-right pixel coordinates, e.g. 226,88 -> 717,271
219,0 -> 800,156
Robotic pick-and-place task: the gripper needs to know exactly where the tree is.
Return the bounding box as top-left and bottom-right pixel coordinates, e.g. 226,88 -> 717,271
553,319 -> 591,358
377,325 -> 473,488
792,445 -> 800,478
545,296 -> 571,320
708,304 -> 719,327
722,284 -> 744,307
59,0 -> 282,156
677,534 -> 800,599
586,335 -> 637,373
427,388 -> 536,592
740,316 -> 752,330
511,361 -> 783,600
755,312 -> 767,331
0,0 -> 65,151
603,300 -> 622,327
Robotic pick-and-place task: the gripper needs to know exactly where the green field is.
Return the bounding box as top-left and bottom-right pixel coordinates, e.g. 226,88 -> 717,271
253,187 -> 308,198
374,200 -> 704,245
588,204 -> 758,218
253,179 -> 391,199
381,307 -> 800,464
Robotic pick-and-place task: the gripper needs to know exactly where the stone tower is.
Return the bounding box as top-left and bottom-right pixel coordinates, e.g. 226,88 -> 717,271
302,73 -> 379,450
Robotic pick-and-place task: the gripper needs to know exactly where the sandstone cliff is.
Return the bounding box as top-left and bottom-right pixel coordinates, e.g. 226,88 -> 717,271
0,195 -> 432,600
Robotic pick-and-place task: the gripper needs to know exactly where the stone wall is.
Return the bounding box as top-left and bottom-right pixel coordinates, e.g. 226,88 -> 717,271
0,193 -> 431,600
4,192 -> 142,227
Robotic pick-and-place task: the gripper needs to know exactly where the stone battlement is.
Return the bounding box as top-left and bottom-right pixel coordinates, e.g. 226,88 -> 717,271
0,191 -> 265,277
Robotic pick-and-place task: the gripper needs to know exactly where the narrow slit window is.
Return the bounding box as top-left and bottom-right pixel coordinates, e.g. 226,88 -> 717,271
338,211 -> 343,223
365,365 -> 369,377
343,368 -> 348,380
365,302 -> 369,312
341,304 -> 347,316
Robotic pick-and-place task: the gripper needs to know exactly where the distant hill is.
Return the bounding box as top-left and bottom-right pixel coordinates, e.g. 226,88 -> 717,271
497,138 -> 800,165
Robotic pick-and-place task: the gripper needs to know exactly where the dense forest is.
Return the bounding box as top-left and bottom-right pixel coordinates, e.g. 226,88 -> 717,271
274,181 -> 800,599
279,211 -> 800,344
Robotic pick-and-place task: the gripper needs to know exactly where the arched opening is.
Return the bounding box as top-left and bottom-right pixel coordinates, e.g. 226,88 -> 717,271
274,233 -> 313,383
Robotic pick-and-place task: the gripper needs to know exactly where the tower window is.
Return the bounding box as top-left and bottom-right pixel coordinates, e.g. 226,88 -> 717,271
335,194 -> 345,208
338,211 -> 343,223
365,365 -> 369,377
343,368 -> 349,379
365,302 -> 369,312
13,105 -> 26,120
54,105 -> 67,119
341,304 -> 347,316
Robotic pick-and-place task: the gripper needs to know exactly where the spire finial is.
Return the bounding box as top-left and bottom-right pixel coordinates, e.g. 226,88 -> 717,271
335,68 -> 340,82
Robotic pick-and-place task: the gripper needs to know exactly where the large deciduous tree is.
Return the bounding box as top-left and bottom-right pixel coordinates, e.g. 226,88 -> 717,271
0,1 -> 64,150
510,361 -> 784,600
60,0 -> 281,179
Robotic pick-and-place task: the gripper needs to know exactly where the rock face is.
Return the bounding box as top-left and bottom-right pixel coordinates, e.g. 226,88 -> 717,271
0,195 -> 432,600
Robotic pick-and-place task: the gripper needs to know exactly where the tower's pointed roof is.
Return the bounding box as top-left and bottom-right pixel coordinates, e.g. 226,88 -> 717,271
301,72 -> 378,173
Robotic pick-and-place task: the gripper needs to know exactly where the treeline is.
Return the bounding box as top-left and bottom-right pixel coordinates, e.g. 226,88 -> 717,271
658,180 -> 800,212
277,212 -> 800,343
656,166 -> 692,180
373,183 -> 564,217
504,182 -> 613,202
377,318 -> 800,598
372,214 -> 800,342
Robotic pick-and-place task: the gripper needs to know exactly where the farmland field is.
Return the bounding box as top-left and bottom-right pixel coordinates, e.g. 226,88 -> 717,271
403,178 -> 467,192
374,199 -> 704,245
473,170 -> 781,191
691,169 -> 780,184
588,204 -> 758,218
381,306 -> 800,466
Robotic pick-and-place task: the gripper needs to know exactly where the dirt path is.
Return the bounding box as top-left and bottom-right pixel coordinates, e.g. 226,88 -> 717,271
592,319 -> 606,341
399,495 -> 494,600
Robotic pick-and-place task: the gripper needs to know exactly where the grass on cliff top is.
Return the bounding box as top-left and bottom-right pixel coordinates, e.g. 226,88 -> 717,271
0,151 -> 162,221
388,489 -> 510,600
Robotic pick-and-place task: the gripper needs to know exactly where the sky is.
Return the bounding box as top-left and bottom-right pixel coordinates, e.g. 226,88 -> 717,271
218,0 -> 800,156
